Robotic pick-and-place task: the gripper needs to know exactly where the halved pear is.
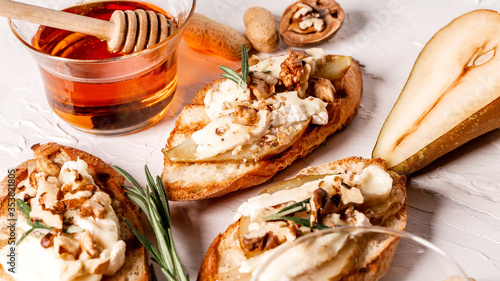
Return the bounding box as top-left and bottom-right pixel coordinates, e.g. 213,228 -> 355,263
372,9 -> 500,175
314,55 -> 352,80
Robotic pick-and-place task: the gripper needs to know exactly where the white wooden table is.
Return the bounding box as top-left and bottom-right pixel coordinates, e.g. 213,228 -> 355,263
0,0 -> 499,280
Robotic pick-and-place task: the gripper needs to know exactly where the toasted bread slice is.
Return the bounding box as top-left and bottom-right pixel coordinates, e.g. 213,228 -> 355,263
0,143 -> 149,281
197,157 -> 407,281
162,54 -> 363,201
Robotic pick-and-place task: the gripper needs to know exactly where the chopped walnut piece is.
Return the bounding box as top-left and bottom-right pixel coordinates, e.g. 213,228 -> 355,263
215,127 -> 226,136
65,198 -> 86,211
36,158 -> 61,177
309,77 -> 336,102
288,222 -> 303,237
277,130 -> 291,146
242,231 -> 281,252
279,57 -> 304,88
63,169 -> 85,184
309,187 -> 329,226
51,200 -> 67,214
249,72 -> 279,100
59,183 -> 95,199
288,49 -> 309,59
320,193 -> 342,216
54,233 -> 81,258
256,100 -> 269,111
341,205 -> 356,221
79,231 -> 100,259
81,199 -> 106,219
249,78 -> 276,100
231,105 -> 259,125
29,171 -> 46,190
40,232 -> 55,248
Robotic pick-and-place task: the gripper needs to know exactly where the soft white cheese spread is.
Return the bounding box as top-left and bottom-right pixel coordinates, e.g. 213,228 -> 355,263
353,165 -> 393,202
249,54 -> 288,78
204,79 -> 251,121
269,92 -> 328,126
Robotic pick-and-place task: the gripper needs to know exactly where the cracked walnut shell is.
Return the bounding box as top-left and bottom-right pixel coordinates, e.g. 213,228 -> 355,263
280,0 -> 345,47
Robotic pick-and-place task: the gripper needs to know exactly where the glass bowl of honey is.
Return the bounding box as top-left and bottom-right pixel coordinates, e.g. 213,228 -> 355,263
250,226 -> 471,281
9,0 -> 195,135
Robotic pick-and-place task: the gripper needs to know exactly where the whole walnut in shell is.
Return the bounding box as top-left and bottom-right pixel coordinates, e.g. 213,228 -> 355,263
280,0 -> 345,47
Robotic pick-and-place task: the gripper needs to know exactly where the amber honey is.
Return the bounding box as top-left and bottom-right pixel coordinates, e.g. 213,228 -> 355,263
32,1 -> 178,133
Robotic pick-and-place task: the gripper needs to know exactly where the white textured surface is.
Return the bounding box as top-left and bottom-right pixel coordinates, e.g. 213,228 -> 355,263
1,0 -> 500,280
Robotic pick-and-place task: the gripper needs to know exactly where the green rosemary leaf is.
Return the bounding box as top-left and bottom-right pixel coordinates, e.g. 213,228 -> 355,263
263,198 -> 310,221
221,74 -> 240,85
218,44 -> 250,92
241,44 -> 249,85
16,199 -> 53,245
31,221 -> 53,230
276,198 -> 310,215
264,206 -> 304,221
16,227 -> 34,246
125,219 -> 162,262
280,216 -> 330,230
125,192 -> 151,221
263,197 -> 330,230
146,167 -> 166,226
114,166 -> 147,197
16,199 -> 31,221
156,175 -> 172,228
219,66 -> 241,79
168,227 -> 189,281
122,185 -> 143,198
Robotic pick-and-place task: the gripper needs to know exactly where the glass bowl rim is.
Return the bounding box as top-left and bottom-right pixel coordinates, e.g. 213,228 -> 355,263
250,225 -> 469,281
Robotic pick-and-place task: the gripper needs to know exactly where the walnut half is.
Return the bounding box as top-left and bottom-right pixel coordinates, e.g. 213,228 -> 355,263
280,0 -> 345,47
242,231 -> 281,252
231,105 -> 259,125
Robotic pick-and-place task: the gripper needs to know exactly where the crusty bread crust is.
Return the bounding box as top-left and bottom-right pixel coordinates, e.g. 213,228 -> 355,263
0,143 -> 149,281
162,59 -> 363,201
197,157 -> 407,281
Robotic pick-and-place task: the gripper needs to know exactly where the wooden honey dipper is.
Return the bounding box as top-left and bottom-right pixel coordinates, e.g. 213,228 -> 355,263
0,0 -> 177,53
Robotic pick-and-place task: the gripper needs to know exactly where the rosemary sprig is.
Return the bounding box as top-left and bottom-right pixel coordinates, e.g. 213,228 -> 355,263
264,198 -> 310,221
219,44 -> 249,91
16,199 -> 53,245
263,198 -> 329,230
114,166 -> 189,281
